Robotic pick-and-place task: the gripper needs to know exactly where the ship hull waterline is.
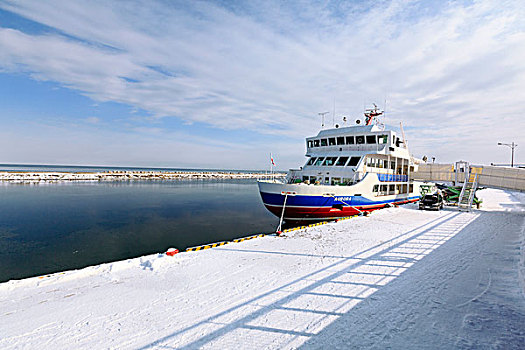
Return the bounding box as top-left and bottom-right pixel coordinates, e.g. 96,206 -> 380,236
261,194 -> 419,222
258,178 -> 421,223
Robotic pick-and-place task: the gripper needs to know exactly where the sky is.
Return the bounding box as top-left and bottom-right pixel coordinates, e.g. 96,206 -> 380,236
0,0 -> 524,170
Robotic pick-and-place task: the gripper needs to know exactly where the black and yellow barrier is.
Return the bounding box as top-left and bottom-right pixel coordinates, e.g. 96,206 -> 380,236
232,234 -> 265,243
185,241 -> 230,252
185,234 -> 267,252
281,215 -> 360,233
185,215 -> 362,252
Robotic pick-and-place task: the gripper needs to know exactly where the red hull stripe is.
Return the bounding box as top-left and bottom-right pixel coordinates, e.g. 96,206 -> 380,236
265,198 -> 418,220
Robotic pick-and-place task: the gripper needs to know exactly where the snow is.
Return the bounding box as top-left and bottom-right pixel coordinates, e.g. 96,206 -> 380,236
1,188 -> 524,349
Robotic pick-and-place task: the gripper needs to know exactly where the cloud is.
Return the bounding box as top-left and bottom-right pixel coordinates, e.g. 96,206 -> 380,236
0,117 -> 301,169
0,0 -> 524,166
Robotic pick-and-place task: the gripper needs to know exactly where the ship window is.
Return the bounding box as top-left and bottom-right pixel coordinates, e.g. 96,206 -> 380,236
307,157 -> 316,165
379,135 -> 388,144
366,135 -> 376,144
307,140 -> 313,148
336,156 -> 348,166
320,139 -> 328,146
380,185 -> 388,196
383,160 -> 388,168
323,157 -> 337,166
409,184 -> 414,193
346,136 -> 355,144
328,138 -> 336,146
356,135 -> 365,144
314,157 -> 324,166
336,137 -> 345,145
331,177 -> 341,185
347,156 -> 361,166
391,161 -> 395,170
373,185 -> 379,193
342,178 -> 352,185
314,139 -> 320,147
389,184 -> 395,193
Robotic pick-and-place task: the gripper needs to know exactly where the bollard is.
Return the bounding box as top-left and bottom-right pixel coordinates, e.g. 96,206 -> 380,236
166,248 -> 179,256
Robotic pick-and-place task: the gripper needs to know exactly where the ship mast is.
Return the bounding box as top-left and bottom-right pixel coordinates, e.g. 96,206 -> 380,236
364,103 -> 383,126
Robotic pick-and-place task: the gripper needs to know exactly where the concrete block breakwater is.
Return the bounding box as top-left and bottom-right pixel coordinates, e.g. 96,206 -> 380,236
0,171 -> 286,182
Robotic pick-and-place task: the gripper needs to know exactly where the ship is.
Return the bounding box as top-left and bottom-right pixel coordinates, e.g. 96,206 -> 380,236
257,105 -> 432,224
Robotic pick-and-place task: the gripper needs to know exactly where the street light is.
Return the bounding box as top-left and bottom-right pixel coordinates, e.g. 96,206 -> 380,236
497,142 -> 518,167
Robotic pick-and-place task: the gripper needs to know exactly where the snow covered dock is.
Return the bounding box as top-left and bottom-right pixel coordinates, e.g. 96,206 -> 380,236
1,189 -> 524,349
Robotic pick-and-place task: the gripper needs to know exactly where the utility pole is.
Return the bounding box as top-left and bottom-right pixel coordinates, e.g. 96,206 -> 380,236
498,142 -> 518,167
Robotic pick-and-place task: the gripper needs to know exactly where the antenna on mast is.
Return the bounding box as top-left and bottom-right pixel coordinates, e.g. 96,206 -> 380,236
318,111 -> 329,129
332,98 -> 336,126
399,121 -> 415,163
399,121 -> 408,149
364,103 -> 383,126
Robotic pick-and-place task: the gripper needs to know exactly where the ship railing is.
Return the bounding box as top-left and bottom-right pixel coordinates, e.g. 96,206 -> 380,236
256,173 -> 286,183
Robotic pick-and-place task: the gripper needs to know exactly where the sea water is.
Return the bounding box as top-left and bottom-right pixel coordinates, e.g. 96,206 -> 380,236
0,179 -> 277,282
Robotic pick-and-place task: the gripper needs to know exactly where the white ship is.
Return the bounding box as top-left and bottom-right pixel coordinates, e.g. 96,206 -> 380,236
258,105 -> 431,223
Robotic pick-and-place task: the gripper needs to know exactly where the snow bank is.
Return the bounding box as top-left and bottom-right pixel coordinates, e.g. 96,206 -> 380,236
477,187 -> 525,212
1,189 -> 523,349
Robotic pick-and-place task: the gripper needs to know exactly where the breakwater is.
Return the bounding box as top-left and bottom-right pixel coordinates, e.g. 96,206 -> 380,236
0,171 -> 285,183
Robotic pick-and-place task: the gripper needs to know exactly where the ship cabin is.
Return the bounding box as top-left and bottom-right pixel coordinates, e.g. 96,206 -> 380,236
287,124 -> 417,189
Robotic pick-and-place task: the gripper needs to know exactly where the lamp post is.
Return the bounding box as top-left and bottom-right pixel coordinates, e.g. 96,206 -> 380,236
497,142 -> 517,167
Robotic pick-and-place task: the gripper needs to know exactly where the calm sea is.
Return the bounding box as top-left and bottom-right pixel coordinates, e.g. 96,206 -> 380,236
0,179 -> 279,282
0,163 -> 267,173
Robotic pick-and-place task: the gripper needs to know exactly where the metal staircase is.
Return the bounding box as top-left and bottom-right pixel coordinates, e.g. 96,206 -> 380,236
458,171 -> 478,211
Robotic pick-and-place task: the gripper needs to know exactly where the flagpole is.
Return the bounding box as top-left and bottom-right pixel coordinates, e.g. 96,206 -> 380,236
270,153 -> 273,177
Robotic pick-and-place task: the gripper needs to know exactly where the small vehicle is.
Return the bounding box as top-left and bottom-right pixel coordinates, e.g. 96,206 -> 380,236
419,190 -> 444,211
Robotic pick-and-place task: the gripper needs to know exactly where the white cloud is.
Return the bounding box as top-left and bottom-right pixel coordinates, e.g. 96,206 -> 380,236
0,118 -> 301,170
0,0 -> 524,167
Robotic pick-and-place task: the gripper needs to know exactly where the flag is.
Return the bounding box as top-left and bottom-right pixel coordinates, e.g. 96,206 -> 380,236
270,153 -> 276,166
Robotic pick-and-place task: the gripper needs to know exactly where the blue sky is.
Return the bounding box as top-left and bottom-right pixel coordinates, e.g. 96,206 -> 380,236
0,0 -> 524,169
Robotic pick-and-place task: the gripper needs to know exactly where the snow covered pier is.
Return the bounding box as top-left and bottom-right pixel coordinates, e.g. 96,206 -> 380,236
0,170 -> 285,182
1,189 -> 524,349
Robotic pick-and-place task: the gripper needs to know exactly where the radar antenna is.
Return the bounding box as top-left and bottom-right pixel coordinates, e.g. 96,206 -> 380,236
363,103 -> 384,126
